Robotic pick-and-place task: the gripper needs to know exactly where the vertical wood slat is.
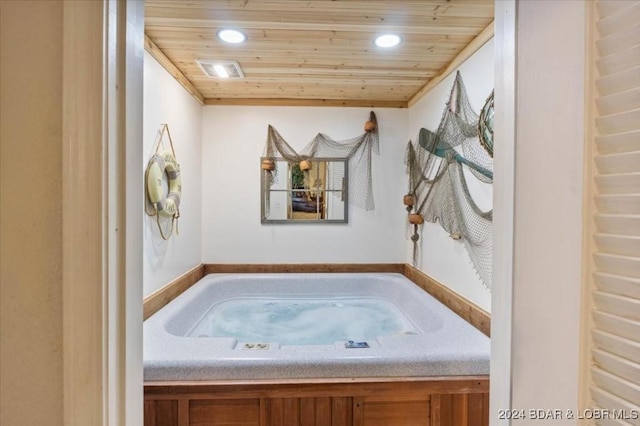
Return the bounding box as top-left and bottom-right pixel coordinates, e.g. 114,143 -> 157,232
452,394 -> 469,426
440,394 -> 453,426
332,397 -> 353,426
467,394 -> 484,426
300,398 -> 316,426
431,394 -> 442,425
315,397 -> 332,426
481,393 -> 490,426
268,398 -> 284,426
352,397 -> 364,426
283,398 -> 299,426
260,398 -> 268,426
177,399 -> 189,426
433,393 -> 490,426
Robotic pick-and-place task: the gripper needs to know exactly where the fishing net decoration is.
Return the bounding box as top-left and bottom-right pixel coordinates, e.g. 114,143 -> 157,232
262,111 -> 379,213
404,72 -> 494,289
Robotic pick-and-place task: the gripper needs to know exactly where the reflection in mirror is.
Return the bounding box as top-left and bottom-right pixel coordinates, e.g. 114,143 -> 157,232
261,158 -> 348,224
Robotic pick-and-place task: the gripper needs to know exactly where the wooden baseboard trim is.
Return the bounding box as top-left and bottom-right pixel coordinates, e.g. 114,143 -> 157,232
142,263 -> 490,337
203,263 -> 405,274
143,264 -> 205,320
403,264 -> 491,337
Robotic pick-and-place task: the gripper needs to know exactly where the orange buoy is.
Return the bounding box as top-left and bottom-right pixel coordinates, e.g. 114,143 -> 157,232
261,159 -> 275,171
408,213 -> 424,225
364,120 -> 377,132
300,160 -> 312,171
403,194 -> 415,206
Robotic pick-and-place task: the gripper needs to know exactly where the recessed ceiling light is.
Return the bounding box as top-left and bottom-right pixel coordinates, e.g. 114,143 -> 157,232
217,29 -> 247,44
374,34 -> 402,48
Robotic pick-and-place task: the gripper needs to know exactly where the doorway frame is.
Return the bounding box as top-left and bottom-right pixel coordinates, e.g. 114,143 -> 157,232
61,1 -> 517,425
491,0 -> 516,424
62,1 -> 144,425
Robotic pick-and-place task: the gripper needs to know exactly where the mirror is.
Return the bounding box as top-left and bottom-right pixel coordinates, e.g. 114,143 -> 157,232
261,157 -> 348,224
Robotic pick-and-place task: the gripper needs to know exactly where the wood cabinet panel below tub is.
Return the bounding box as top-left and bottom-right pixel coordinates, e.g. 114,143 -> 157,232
190,399 -> 261,425
355,398 -> 430,425
144,377 -> 489,426
144,400 -> 179,426
266,396 -> 353,426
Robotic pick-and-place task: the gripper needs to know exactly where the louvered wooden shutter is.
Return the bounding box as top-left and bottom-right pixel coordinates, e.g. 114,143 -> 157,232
588,0 -> 640,422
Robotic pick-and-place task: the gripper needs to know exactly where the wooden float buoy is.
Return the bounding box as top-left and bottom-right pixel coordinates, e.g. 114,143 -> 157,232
364,120 -> 377,132
300,160 -> 312,171
403,194 -> 415,207
408,213 -> 424,225
261,159 -> 276,171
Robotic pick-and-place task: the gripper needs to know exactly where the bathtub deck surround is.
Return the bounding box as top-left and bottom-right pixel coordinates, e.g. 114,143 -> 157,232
144,273 -> 489,381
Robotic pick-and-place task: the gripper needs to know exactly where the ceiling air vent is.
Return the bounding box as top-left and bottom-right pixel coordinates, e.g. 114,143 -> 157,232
196,60 -> 244,79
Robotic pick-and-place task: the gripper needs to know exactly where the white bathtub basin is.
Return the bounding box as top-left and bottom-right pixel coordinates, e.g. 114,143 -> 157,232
144,273 -> 489,380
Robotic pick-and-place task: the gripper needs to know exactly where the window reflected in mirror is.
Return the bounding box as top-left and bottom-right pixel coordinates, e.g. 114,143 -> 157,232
261,158 -> 348,223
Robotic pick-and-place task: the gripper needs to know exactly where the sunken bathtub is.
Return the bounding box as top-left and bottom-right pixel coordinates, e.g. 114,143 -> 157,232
144,273 -> 490,426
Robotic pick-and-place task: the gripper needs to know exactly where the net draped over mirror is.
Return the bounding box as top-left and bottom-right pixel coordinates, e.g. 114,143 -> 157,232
405,72 -> 494,289
262,111 -> 379,215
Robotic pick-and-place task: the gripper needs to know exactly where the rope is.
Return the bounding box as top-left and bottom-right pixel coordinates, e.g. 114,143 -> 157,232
154,208 -> 180,241
151,123 -> 177,156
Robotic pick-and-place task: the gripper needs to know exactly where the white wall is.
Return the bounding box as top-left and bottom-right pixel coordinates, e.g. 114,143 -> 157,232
145,33 -> 494,313
201,107 -> 408,263
509,1 -> 585,421
407,40 -> 494,312
143,52 -> 203,297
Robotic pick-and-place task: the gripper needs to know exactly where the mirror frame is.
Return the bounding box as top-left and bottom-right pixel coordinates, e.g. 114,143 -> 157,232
260,157 -> 349,224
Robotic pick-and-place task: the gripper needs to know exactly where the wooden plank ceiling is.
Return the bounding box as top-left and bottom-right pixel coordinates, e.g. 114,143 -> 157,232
144,0 -> 494,107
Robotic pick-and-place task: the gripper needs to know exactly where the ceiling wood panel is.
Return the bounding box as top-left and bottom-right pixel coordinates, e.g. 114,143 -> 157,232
144,0 -> 494,107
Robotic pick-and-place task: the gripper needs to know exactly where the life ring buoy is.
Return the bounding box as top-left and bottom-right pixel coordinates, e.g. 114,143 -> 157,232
146,151 -> 181,217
